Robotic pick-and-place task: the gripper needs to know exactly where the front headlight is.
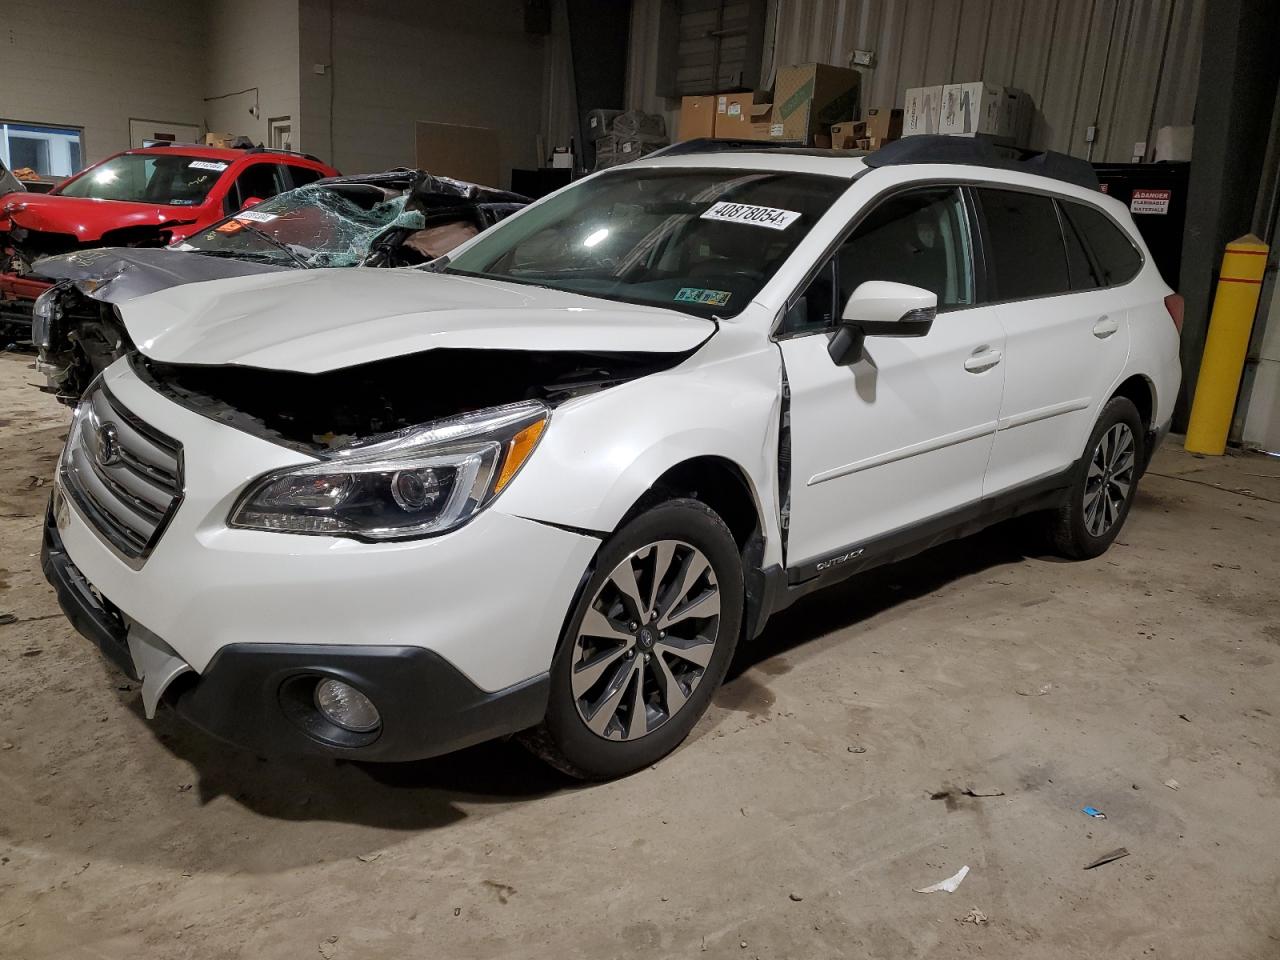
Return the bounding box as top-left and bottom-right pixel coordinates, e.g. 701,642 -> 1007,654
32,281 -> 72,351
229,401 -> 548,540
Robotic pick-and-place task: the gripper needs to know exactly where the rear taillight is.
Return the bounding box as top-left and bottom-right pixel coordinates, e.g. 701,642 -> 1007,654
1164,293 -> 1184,334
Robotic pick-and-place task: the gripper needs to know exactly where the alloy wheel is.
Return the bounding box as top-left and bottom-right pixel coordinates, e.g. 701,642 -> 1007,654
570,540 -> 721,741
1083,422 -> 1136,537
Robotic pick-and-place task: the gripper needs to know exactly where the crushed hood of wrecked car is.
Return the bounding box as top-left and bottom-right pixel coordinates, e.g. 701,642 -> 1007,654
32,246 -> 288,302
121,268 -> 716,373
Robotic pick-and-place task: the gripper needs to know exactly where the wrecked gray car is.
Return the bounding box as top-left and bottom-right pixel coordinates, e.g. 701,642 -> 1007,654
32,170 -> 527,402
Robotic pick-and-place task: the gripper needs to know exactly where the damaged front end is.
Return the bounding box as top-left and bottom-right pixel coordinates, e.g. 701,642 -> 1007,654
130,347 -> 691,454
32,278 -> 133,402
1,206 -> 185,345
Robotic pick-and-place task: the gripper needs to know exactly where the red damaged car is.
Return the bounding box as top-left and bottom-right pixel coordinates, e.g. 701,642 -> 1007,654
0,144 -> 337,339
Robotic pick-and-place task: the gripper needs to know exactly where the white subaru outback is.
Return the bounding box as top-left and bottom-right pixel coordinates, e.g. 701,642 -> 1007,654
43,137 -> 1181,779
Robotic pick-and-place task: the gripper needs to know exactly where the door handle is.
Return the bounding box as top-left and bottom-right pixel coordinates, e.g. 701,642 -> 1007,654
1092,315 -> 1121,339
963,349 -> 1002,373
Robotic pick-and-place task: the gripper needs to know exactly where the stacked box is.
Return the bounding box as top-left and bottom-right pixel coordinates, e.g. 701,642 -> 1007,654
586,109 -> 623,142
677,96 -> 717,140
939,82 -> 1003,138
773,63 -> 862,143
903,86 -> 943,136
594,111 -> 669,170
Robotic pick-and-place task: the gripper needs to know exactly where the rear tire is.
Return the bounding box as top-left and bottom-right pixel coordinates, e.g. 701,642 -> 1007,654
1044,396 -> 1145,560
523,498 -> 743,780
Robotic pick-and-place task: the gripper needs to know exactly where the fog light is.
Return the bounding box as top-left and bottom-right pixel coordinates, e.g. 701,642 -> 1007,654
313,679 -> 381,733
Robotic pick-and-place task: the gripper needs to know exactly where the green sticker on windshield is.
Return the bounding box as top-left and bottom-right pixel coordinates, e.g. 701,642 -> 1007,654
675,287 -> 731,307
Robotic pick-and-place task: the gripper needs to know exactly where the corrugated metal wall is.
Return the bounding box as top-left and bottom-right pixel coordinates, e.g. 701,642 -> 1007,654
769,0 -> 1204,161
628,0 -> 1204,160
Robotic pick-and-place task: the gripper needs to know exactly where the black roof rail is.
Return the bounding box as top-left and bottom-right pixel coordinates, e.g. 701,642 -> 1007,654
245,145 -> 325,163
863,135 -> 1101,190
138,141 -> 324,163
646,137 -> 810,159
643,134 -> 1100,190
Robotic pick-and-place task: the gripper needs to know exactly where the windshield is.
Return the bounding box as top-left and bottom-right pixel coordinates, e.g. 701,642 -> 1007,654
56,154 -> 227,205
444,167 -> 848,318
175,183 -> 423,267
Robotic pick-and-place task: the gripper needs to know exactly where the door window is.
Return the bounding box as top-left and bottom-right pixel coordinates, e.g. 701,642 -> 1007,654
780,186 -> 973,336
1058,200 -> 1101,290
978,188 -> 1070,301
226,162 -> 288,212
1060,201 -> 1142,286
288,165 -> 326,188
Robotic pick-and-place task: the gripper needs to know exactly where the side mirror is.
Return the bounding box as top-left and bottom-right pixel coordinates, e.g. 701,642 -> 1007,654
241,196 -> 264,209
827,281 -> 938,366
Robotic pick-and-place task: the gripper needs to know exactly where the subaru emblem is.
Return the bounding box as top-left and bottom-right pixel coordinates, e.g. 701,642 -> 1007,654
96,422 -> 121,467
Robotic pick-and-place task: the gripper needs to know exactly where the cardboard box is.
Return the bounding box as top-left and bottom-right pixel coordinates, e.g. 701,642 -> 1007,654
903,86 -> 943,137
204,132 -> 236,149
939,82 -> 1003,137
996,88 -> 1031,145
713,92 -> 759,138
854,136 -> 891,152
715,96 -> 776,139
743,103 -> 777,141
864,107 -> 903,141
829,120 -> 866,149
774,63 -> 862,143
677,96 -> 717,141
585,109 -> 622,142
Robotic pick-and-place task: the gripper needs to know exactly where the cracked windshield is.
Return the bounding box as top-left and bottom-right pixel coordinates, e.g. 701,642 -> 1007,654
175,184 -> 425,267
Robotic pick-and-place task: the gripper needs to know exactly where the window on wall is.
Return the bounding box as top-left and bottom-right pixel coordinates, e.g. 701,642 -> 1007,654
0,121 -> 84,179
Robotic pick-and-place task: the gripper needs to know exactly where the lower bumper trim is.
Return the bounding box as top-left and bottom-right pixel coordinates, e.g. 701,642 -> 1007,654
174,644 -> 549,762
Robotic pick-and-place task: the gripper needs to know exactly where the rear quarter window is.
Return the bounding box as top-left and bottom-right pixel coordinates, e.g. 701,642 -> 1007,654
1061,201 -> 1143,286
978,188 -> 1070,301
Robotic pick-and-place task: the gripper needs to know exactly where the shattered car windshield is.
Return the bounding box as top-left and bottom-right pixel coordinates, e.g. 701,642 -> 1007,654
444,168 -> 847,318
176,184 -> 425,268
55,154 -> 226,205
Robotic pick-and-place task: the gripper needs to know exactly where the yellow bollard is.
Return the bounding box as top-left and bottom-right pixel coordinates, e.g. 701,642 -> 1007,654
1185,234 -> 1270,455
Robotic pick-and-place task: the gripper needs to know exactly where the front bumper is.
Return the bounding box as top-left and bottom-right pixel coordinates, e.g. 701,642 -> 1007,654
57,360 -> 601,691
43,359 -> 603,760
43,506 -> 555,761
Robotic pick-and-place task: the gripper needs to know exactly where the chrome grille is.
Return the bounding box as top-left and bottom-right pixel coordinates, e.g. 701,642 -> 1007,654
60,381 -> 183,564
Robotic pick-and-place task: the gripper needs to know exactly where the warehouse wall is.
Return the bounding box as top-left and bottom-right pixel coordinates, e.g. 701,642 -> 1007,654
0,0 -> 208,165
771,0 -> 1204,161
297,0 -> 549,182
205,0 -> 301,147
628,0 -> 1204,162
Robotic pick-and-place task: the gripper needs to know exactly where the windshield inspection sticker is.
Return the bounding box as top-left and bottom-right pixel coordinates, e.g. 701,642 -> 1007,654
234,209 -> 278,223
188,160 -> 229,171
675,287 -> 732,307
700,200 -> 800,231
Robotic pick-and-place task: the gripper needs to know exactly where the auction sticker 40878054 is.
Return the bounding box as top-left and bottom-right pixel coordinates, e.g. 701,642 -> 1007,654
700,201 -> 801,230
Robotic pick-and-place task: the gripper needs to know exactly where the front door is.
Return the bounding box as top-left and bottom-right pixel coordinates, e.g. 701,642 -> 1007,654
780,185 -> 1006,571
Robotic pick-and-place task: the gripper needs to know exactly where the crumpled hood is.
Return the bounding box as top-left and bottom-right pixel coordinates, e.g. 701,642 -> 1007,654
33,247 -> 288,302
1,192 -> 198,242
123,268 -> 715,373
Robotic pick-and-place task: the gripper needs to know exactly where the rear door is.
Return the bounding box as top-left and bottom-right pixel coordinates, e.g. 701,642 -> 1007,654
977,188 -> 1133,496
780,185 -> 1007,571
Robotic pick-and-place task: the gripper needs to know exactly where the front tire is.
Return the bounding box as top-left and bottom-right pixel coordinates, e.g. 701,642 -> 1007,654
525,498 -> 744,780
1045,396 -> 1145,560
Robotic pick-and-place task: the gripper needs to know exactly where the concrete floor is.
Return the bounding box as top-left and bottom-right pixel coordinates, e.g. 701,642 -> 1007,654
1,350 -> 1278,959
